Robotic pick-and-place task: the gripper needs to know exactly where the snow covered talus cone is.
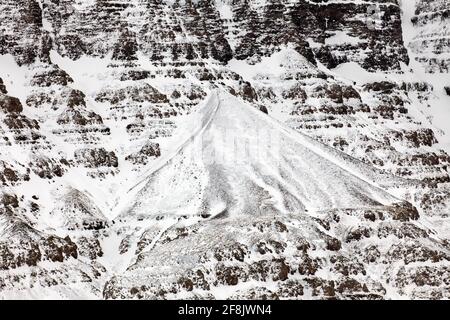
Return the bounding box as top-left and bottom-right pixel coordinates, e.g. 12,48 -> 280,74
103,92 -> 450,300
123,90 -> 406,221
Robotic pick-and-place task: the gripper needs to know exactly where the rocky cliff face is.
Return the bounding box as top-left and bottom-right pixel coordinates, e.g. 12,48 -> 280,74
409,0 -> 450,73
0,0 -> 449,299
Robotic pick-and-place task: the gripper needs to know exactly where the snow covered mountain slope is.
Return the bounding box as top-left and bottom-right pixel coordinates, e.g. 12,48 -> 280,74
0,0 -> 449,299
125,91 -> 403,221
104,91 -> 447,300
400,0 -> 450,151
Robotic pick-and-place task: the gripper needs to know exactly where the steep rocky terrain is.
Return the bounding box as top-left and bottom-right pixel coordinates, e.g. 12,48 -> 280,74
0,0 -> 449,299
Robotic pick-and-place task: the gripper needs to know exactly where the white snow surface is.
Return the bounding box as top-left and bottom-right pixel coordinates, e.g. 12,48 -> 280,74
123,90 -> 401,221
